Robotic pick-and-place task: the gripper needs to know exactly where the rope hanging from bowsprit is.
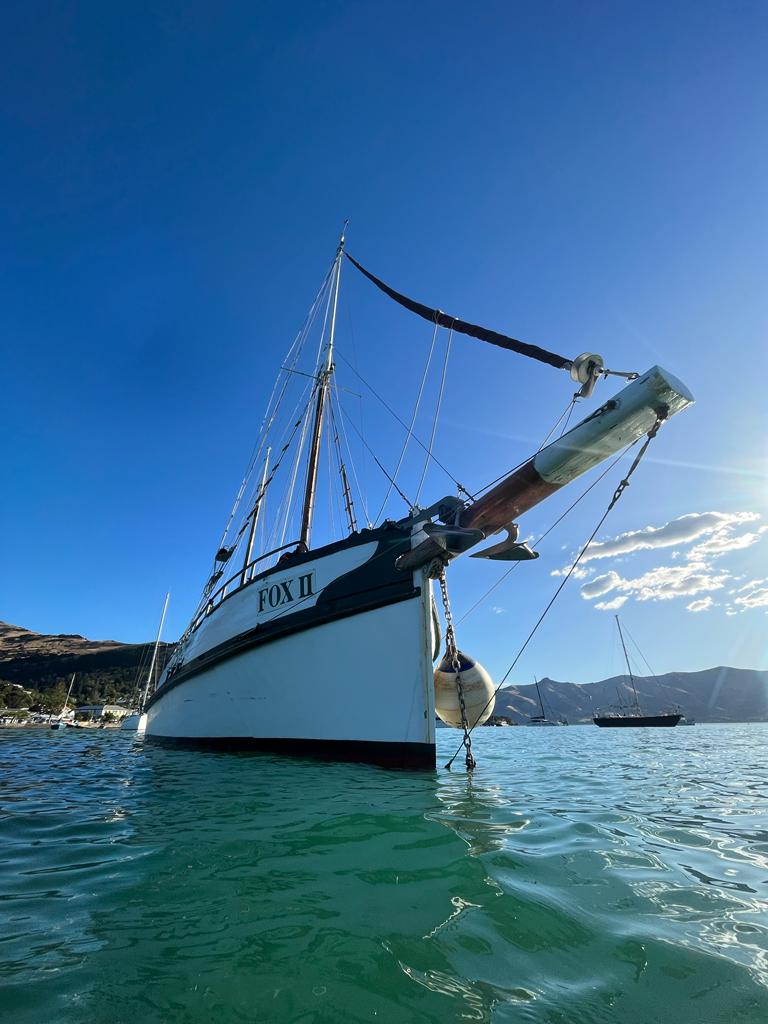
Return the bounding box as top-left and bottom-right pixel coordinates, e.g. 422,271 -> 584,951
443,406 -> 670,771
437,568 -> 476,771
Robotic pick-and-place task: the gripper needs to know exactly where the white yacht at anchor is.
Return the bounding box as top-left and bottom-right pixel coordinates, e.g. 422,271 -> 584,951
121,592 -> 170,734
143,232 -> 693,767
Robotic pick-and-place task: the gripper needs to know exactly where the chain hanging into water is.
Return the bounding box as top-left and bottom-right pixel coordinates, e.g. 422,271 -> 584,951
437,568 -> 476,771
444,407 -> 669,770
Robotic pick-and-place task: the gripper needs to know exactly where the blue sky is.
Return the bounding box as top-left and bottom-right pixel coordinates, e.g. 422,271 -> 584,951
2,1 -> 766,683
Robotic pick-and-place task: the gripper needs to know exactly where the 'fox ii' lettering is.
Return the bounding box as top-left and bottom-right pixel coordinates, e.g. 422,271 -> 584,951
257,572 -> 314,613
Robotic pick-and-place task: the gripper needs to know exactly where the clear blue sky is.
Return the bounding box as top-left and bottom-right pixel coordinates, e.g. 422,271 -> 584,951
2,1 -> 766,683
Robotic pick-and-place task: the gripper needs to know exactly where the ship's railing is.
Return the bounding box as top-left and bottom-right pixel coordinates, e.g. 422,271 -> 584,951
189,540 -> 306,635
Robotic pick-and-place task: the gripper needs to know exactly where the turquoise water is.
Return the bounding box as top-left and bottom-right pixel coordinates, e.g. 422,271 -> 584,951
1,726 -> 767,1023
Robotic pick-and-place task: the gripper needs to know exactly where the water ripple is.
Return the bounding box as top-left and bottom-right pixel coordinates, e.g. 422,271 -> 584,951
1,725 -> 767,1022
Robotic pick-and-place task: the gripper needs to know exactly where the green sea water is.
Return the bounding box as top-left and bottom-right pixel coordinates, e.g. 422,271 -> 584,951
1,725 -> 767,1024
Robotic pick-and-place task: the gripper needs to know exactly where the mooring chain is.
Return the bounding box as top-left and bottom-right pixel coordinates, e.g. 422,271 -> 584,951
442,407 -> 670,772
437,568 -> 476,770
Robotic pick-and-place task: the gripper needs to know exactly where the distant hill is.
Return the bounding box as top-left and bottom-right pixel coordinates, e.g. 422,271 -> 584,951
0,621 -> 173,711
497,668 -> 768,724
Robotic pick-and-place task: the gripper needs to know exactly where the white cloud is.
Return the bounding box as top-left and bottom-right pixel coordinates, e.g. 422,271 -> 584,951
580,561 -> 731,605
733,587 -> 768,610
491,606 -> 505,615
736,578 -> 767,593
689,528 -> 766,561
595,596 -> 628,611
580,572 -> 621,599
578,511 -> 760,565
563,508 -> 765,614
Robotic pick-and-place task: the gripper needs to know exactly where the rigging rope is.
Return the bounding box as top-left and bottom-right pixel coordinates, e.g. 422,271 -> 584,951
331,385 -> 372,527
468,393 -> 585,503
458,444 -> 635,624
373,318 -> 440,523
536,393 -> 580,452
215,263 -> 334,554
336,351 -> 470,499
273,387 -> 316,552
343,410 -> 415,510
444,410 -> 668,770
328,399 -> 358,533
414,326 -> 453,507
622,622 -> 662,687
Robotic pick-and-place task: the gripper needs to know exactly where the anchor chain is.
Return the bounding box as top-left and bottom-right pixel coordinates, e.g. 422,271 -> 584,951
437,567 -> 476,771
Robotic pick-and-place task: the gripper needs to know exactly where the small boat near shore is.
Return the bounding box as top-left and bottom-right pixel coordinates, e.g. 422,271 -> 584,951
50,674 -> 76,730
121,593 -> 170,734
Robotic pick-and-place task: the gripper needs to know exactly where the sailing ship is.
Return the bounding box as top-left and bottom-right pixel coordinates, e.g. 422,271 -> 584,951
593,617 -> 682,727
121,593 -> 170,733
526,677 -> 563,726
143,232 -> 693,767
50,673 -> 77,729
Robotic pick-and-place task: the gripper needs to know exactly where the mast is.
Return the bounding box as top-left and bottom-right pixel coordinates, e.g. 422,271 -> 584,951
534,676 -> 546,718
241,447 -> 271,585
61,673 -> 75,716
615,615 -> 640,711
140,592 -> 170,711
339,461 -> 357,534
299,228 -> 345,550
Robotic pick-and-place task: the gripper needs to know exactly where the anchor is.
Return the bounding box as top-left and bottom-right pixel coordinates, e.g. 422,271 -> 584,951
470,522 -> 539,562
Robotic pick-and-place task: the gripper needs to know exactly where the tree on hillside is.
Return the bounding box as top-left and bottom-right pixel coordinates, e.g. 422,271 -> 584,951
0,683 -> 33,709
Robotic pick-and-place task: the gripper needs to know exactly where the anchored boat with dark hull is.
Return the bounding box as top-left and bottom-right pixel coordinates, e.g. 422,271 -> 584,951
593,616 -> 683,729
144,232 -> 693,767
594,712 -> 682,728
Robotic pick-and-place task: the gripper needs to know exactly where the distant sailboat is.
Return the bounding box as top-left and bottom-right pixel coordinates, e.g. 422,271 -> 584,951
593,617 -> 681,728
50,674 -> 76,729
526,677 -> 562,726
121,593 -> 170,734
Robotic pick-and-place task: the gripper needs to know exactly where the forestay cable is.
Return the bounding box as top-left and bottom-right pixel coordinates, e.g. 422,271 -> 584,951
445,411 -> 668,770
336,350 -> 469,498
373,318 -> 440,523
414,326 -> 453,507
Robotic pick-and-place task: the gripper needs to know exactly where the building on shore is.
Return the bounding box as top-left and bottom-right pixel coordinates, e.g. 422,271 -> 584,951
74,704 -> 133,722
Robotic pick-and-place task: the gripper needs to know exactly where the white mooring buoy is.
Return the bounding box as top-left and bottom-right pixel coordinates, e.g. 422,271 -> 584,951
434,651 -> 495,728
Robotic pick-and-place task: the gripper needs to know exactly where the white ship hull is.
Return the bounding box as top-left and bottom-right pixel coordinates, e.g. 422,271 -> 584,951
145,528 -> 438,768
120,712 -> 147,733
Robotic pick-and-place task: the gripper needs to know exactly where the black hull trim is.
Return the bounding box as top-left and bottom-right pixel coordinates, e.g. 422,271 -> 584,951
147,586 -> 419,710
594,714 -> 681,728
146,734 -> 437,770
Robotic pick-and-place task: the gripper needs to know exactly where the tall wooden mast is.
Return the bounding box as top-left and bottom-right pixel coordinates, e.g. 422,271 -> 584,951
299,229 -> 345,550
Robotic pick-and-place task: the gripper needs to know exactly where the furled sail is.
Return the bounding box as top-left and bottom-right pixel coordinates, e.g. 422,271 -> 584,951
345,252 -> 572,371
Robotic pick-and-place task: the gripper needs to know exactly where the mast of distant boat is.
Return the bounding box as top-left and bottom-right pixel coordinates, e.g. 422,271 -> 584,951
534,675 -> 547,719
60,672 -> 76,719
140,593 -> 170,711
615,615 -> 641,713
299,226 -> 345,551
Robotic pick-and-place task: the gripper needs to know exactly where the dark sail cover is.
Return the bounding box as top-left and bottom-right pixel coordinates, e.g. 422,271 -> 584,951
345,252 -> 572,371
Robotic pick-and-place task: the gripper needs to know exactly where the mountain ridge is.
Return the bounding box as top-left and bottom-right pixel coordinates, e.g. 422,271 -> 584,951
497,667 -> 768,724
0,620 -> 173,711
